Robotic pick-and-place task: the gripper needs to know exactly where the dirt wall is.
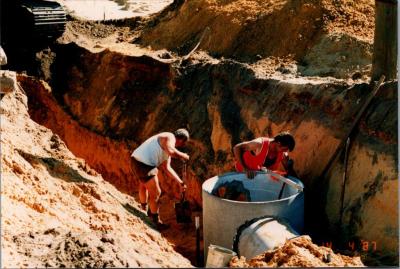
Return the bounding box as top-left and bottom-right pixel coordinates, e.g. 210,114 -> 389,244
323,82 -> 398,263
19,76 -> 137,196
138,0 -> 374,79
140,0 -> 374,58
29,42 -> 398,265
1,77 -> 192,268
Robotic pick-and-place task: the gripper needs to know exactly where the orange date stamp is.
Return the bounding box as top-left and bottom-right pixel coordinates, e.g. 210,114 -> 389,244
322,240 -> 377,252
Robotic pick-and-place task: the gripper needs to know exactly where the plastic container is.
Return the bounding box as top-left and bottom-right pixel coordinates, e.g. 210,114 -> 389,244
205,244 -> 237,268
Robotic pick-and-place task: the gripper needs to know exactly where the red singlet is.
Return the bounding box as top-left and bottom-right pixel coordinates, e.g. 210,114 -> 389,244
235,138 -> 283,172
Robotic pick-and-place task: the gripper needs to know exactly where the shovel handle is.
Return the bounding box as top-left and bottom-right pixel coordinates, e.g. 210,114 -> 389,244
180,191 -> 186,201
182,162 -> 187,181
180,163 -> 187,201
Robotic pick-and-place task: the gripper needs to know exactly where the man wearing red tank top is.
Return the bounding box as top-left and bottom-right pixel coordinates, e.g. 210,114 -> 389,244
233,131 -> 296,179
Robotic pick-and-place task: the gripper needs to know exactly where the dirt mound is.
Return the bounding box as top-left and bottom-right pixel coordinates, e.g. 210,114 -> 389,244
140,0 -> 374,56
322,0 -> 374,41
52,0 -> 375,79
1,77 -> 192,268
138,0 -> 374,78
10,229 -> 127,268
229,236 -> 364,267
298,33 -> 372,78
59,20 -> 137,44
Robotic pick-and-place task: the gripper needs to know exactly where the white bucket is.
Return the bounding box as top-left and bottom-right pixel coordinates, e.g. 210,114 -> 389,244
206,244 -> 237,268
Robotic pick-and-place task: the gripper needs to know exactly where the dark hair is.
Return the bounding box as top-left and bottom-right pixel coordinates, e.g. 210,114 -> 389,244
274,131 -> 295,151
173,128 -> 190,141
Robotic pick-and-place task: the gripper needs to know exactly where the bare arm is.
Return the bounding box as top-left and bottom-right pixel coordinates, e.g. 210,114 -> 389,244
160,158 -> 186,194
159,133 -> 189,161
233,138 -> 263,171
161,157 -> 184,185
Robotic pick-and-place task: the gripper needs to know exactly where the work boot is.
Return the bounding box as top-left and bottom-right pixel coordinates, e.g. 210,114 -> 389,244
147,209 -> 170,230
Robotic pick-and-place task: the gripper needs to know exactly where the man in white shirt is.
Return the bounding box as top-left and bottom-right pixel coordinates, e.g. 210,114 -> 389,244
131,129 -> 189,229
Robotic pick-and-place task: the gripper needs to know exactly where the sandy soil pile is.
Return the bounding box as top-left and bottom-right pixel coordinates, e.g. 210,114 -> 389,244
0,79 -> 192,268
322,0 -> 374,41
66,21 -> 128,39
56,0 -> 375,80
60,20 -> 137,44
229,236 -> 364,267
140,0 -> 374,55
57,19 -> 160,59
137,0 -> 374,79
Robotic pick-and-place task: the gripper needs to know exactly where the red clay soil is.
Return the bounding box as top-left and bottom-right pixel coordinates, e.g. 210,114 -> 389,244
1,77 -> 192,268
18,75 -> 203,265
229,236 -> 364,267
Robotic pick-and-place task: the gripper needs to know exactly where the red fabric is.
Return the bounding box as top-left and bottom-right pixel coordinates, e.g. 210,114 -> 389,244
235,138 -> 284,172
267,152 -> 284,171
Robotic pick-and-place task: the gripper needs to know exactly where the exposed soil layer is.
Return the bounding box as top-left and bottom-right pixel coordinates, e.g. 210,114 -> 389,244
229,236 -> 364,267
140,0 -> 374,56
27,38 -> 398,265
0,80 -> 192,268
51,0 -> 375,80
18,75 -> 204,265
138,0 -> 374,79
2,0 -> 398,266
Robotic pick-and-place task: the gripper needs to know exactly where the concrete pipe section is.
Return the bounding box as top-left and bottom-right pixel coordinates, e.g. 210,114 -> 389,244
233,216 -> 299,259
202,171 -> 304,261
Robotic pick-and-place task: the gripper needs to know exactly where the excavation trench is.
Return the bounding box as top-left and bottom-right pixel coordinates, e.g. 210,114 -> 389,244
20,41 -> 398,266
19,75 -> 203,265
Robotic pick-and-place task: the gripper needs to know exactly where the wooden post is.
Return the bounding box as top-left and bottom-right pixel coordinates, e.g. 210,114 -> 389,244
371,0 -> 398,81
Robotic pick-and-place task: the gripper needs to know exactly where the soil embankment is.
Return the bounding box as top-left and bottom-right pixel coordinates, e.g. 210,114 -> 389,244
18,75 -> 203,264
2,0 -> 398,266
27,38 -> 398,265
139,0 -> 374,79
0,79 -> 192,268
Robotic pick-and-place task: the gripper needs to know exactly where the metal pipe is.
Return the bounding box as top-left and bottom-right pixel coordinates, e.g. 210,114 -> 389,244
233,216 -> 299,259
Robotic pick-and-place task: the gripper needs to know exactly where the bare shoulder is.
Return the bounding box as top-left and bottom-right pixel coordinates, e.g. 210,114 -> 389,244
158,132 -> 175,139
245,137 -> 263,146
235,137 -> 263,151
252,137 -> 264,145
158,132 -> 176,145
248,137 -> 264,150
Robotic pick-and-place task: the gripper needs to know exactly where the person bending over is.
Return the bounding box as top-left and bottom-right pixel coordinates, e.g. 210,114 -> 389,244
233,131 -> 296,179
131,129 -> 189,229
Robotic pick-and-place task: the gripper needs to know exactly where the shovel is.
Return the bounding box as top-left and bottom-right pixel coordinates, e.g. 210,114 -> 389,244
175,191 -> 192,223
174,163 -> 192,223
